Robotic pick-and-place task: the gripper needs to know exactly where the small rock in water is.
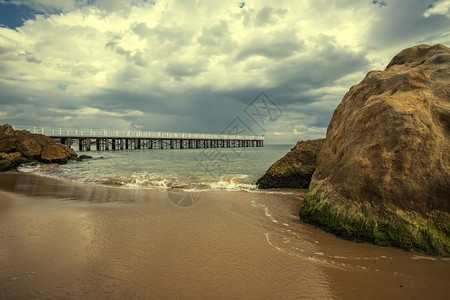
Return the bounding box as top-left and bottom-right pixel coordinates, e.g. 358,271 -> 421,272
78,155 -> 93,160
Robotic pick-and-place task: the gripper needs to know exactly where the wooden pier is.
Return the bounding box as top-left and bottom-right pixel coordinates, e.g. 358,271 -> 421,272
14,127 -> 264,151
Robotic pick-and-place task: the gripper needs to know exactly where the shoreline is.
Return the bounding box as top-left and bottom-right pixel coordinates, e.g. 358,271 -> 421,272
9,144 -> 295,193
0,171 -> 304,199
1,172 -> 449,299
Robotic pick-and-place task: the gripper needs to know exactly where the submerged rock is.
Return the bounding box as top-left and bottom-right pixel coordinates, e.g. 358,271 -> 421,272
256,139 -> 324,189
0,124 -> 77,169
78,155 -> 93,160
300,44 -> 450,256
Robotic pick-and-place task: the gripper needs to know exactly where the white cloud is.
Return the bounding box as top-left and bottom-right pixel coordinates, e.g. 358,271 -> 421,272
0,0 -> 448,143
77,107 -> 145,117
424,0 -> 450,17
0,1 -> 377,92
51,107 -> 144,117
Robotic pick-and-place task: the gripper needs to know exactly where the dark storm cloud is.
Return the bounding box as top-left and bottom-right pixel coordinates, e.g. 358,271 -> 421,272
235,32 -> 304,61
273,49 -> 368,89
0,83 -> 32,106
165,60 -> 209,78
81,87 -> 246,134
368,0 -> 450,48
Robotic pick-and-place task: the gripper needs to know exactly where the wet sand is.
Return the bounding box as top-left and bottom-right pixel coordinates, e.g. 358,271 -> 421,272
0,173 -> 449,299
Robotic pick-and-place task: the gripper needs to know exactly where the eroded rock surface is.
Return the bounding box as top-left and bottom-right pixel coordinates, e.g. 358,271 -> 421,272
300,44 -> 450,255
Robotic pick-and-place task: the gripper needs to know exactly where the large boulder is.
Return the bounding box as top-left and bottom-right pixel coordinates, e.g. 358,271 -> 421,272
0,124 -> 77,168
300,44 -> 450,256
256,139 -> 324,189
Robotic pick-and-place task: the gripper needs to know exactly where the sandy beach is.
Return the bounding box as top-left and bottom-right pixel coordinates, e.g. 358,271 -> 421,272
0,172 -> 449,299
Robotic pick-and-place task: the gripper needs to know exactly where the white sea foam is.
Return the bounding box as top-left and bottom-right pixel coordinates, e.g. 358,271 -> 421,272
17,162 -> 52,173
119,172 -> 175,189
248,190 -> 296,195
206,175 -> 257,191
411,255 -> 437,261
14,145 -> 297,193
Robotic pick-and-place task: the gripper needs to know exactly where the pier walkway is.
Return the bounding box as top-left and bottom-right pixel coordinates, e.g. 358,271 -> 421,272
14,126 -> 264,151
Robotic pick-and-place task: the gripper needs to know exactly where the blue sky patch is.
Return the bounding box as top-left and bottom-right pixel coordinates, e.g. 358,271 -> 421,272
0,2 -> 37,28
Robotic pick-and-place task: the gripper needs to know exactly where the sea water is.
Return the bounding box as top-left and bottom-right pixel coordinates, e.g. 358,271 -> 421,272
17,144 -> 293,191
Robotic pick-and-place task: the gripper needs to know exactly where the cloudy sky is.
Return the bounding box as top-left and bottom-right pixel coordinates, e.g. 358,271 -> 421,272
0,0 -> 449,144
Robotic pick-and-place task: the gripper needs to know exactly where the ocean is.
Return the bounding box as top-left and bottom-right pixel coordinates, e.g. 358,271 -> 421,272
17,144 -> 293,191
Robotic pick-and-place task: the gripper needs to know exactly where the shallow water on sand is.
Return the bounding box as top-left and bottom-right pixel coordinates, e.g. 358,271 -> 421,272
0,173 -> 449,299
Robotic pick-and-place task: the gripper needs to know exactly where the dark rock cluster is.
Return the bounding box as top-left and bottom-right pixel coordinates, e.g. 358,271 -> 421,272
0,124 -> 77,171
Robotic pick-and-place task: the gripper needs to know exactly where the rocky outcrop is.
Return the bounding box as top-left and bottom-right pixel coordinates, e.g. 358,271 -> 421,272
0,124 -> 77,170
256,139 -> 324,189
0,152 -> 33,172
299,44 -> 450,256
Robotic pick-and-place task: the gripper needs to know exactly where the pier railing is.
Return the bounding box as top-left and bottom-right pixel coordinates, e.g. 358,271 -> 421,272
13,126 -> 264,141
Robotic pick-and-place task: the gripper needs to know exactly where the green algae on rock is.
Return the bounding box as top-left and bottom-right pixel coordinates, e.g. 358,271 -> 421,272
256,139 -> 324,189
299,44 -> 450,256
300,185 -> 450,256
0,152 -> 33,172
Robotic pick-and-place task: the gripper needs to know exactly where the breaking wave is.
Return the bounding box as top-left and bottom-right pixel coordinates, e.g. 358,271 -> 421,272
17,162 -> 258,192
15,145 -> 294,193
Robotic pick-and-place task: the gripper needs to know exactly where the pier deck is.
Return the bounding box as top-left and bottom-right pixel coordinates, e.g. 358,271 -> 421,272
14,127 -> 264,151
